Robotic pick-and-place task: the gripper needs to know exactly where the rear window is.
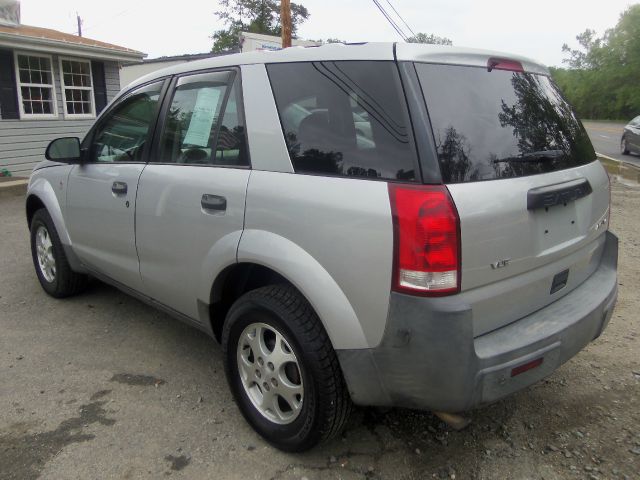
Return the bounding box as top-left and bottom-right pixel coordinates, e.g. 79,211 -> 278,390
415,63 -> 596,184
267,61 -> 419,181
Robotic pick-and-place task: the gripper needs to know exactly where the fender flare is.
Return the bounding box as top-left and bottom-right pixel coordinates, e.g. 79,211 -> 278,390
27,176 -> 71,246
197,230 -> 244,321
237,229 -> 368,350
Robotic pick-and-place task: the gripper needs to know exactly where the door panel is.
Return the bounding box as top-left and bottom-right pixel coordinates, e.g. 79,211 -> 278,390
630,122 -> 640,151
136,166 -> 250,319
135,69 -> 250,320
66,163 -> 145,290
65,80 -> 165,290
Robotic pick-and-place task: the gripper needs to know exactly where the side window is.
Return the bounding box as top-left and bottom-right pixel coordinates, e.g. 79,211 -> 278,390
157,71 -> 248,166
87,81 -> 163,163
267,61 -> 418,181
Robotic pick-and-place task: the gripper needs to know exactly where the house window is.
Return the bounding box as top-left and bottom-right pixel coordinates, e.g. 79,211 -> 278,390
15,53 -> 57,118
59,58 -> 95,117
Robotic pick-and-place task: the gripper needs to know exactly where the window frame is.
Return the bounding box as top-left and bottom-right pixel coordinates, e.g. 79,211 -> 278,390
14,51 -> 58,120
81,78 -> 169,165
58,56 -> 96,119
150,66 -> 251,169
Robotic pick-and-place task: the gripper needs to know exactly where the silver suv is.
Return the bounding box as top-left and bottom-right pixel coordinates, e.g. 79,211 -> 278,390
26,43 -> 618,452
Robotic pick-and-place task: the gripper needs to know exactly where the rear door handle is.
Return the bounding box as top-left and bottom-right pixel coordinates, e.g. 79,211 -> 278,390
201,194 -> 227,212
112,181 -> 128,195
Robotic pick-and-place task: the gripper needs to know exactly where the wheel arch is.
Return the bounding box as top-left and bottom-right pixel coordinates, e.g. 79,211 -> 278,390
26,194 -> 46,228
208,262 -> 289,341
26,178 -> 71,246
219,229 -> 368,351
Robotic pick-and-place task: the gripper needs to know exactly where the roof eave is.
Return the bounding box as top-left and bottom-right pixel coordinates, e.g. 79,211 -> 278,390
0,32 -> 146,62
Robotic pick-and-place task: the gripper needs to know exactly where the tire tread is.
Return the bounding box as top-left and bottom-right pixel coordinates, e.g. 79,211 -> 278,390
31,209 -> 87,298
223,284 -> 352,450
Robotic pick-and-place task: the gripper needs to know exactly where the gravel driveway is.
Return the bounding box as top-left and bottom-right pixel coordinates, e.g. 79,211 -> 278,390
1,176 -> 639,480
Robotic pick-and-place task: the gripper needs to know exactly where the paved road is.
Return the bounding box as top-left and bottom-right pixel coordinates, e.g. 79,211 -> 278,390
583,121 -> 640,167
1,189 -> 639,479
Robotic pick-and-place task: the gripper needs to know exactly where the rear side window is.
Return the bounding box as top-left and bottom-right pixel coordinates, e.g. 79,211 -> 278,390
415,63 -> 596,183
267,61 -> 418,181
157,71 -> 248,166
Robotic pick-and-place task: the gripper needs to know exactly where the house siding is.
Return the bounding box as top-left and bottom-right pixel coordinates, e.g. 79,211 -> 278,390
0,55 -> 121,177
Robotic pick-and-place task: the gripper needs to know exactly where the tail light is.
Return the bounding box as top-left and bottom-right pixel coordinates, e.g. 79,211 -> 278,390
388,184 -> 461,296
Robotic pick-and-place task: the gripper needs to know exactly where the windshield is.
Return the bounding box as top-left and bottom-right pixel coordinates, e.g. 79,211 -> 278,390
415,63 -> 596,183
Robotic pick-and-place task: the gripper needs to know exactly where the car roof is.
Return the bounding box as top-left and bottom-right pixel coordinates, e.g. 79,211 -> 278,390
125,42 -> 549,91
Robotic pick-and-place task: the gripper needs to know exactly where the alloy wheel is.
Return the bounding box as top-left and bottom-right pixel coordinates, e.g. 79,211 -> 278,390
236,322 -> 304,425
35,225 -> 56,283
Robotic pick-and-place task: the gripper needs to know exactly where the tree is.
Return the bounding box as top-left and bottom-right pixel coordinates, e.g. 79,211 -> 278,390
551,5 -> 640,119
561,29 -> 603,69
406,33 -> 452,45
211,0 -> 310,53
435,126 -> 474,182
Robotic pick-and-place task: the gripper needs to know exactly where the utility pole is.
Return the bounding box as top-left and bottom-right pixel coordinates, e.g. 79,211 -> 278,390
76,13 -> 82,37
280,0 -> 291,48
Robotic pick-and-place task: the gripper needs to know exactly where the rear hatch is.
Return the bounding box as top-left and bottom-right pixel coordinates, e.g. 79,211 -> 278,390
413,58 -> 610,336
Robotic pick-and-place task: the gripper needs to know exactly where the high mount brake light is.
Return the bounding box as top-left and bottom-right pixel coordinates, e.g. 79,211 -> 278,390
487,57 -> 524,73
388,184 -> 461,296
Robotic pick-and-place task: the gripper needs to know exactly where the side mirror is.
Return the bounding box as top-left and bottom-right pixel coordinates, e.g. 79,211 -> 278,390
45,137 -> 81,163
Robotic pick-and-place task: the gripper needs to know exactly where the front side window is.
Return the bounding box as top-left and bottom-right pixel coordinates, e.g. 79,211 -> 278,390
60,58 -> 95,117
87,81 -> 163,163
15,53 -> 56,118
157,70 -> 248,166
267,61 -> 419,181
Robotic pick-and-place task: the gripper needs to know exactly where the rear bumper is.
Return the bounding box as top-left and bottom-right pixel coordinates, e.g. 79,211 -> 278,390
337,231 -> 618,412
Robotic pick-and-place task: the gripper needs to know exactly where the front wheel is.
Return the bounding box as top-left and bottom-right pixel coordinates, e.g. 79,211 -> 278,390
222,285 -> 352,452
30,208 -> 87,298
621,136 -> 630,155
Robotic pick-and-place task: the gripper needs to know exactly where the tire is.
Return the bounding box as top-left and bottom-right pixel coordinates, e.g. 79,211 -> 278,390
222,284 -> 352,452
621,136 -> 630,155
30,208 -> 87,298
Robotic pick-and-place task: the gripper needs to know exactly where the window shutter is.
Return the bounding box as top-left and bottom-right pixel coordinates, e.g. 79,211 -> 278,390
0,49 -> 19,119
91,60 -> 108,114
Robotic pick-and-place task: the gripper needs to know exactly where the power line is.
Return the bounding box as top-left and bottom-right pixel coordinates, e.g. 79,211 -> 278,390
384,0 -> 416,38
373,0 -> 407,40
370,0 -> 408,41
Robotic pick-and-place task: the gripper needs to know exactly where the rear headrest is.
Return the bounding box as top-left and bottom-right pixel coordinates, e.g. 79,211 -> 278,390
297,111 -> 330,153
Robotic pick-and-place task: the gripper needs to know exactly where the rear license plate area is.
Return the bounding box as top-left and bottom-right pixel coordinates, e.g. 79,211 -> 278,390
532,202 -> 580,253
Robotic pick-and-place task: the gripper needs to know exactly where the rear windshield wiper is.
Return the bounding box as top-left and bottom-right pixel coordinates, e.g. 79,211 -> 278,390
493,149 -> 565,164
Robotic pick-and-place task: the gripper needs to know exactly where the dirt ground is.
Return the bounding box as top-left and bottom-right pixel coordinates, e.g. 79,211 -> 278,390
0,175 -> 639,480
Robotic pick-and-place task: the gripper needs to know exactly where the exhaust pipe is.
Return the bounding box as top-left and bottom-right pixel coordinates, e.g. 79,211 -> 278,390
433,411 -> 471,430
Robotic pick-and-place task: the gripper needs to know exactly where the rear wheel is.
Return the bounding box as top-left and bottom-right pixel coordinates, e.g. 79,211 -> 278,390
30,209 -> 87,298
222,285 -> 351,452
621,136 -> 630,155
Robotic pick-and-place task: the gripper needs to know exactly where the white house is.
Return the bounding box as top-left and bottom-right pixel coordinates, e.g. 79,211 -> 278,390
0,3 -> 144,177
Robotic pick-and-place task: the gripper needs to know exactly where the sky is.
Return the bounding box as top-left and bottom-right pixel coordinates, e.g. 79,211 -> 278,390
18,0 -> 639,67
